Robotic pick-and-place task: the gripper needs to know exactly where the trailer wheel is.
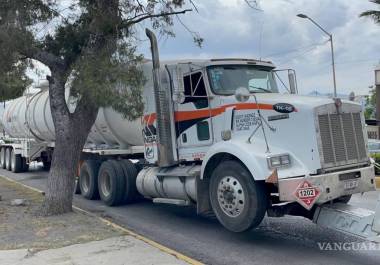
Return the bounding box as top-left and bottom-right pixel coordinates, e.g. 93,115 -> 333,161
209,160 -> 268,233
10,149 -> 22,173
79,160 -> 100,200
5,147 -> 12,171
119,160 -> 139,203
0,147 -> 6,169
98,160 -> 125,206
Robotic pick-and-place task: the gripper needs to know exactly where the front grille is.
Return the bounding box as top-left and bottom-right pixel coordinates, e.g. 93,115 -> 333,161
318,112 -> 367,168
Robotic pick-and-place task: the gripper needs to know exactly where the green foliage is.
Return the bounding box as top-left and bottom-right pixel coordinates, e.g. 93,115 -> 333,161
0,0 -> 198,119
70,42 -> 145,120
0,0 -> 55,101
370,153 -> 380,161
364,89 -> 376,119
365,107 -> 374,119
360,0 -> 380,24
0,62 -> 31,101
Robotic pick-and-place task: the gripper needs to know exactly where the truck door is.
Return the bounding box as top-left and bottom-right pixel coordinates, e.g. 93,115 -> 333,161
175,71 -> 213,149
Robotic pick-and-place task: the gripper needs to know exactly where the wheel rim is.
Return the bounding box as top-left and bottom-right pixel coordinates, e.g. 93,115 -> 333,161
100,172 -> 111,197
217,176 -> 245,218
81,171 -> 90,194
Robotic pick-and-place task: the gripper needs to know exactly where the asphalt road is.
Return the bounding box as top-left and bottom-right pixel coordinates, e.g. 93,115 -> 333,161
1,164 -> 380,265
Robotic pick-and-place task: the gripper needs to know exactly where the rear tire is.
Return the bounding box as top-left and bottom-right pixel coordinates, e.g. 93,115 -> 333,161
98,160 -> 125,206
79,160 -> 101,200
209,160 -> 268,233
5,148 -> 12,171
10,149 -> 22,173
118,160 -> 139,203
0,147 -> 6,169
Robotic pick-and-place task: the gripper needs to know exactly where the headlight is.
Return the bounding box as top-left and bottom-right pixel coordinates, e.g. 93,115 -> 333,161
267,154 -> 291,169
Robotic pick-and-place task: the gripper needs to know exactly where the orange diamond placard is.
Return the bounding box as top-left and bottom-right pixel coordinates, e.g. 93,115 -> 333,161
293,180 -> 321,210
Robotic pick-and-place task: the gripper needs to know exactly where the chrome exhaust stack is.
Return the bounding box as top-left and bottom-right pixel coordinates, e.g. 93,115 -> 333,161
145,28 -> 176,167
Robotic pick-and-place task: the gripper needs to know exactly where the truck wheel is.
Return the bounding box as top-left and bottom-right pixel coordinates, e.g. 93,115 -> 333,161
119,160 -> 139,203
98,160 -> 125,206
209,160 -> 268,233
79,160 -> 100,200
5,148 -> 12,171
0,147 -> 6,169
10,149 -> 22,173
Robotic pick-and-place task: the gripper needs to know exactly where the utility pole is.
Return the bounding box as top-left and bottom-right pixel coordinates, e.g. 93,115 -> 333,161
375,64 -> 380,139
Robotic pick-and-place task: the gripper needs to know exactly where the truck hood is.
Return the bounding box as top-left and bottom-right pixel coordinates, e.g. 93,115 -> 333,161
220,93 -> 364,178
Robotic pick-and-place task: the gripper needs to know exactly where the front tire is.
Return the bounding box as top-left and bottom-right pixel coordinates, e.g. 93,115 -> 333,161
209,160 -> 268,232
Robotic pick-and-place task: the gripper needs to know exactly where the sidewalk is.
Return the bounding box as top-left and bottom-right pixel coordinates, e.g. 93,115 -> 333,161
0,236 -> 187,265
0,176 -> 192,265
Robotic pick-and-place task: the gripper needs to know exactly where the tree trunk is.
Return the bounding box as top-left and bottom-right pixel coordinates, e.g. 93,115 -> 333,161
41,72 -> 98,216
40,0 -> 118,216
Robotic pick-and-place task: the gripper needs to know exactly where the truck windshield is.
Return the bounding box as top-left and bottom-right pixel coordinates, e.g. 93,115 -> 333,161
207,65 -> 278,95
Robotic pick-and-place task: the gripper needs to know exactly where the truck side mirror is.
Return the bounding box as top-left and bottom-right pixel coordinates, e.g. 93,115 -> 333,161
235,87 -> 250,102
288,70 -> 298,94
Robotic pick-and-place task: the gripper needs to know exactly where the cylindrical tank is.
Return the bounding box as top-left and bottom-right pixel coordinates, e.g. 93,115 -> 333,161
2,87 -> 144,148
136,167 -> 197,201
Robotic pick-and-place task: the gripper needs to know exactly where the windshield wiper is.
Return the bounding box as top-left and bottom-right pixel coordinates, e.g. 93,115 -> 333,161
248,85 -> 271,93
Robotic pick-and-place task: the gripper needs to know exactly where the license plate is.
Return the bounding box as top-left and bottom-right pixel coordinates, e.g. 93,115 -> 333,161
344,179 -> 359,190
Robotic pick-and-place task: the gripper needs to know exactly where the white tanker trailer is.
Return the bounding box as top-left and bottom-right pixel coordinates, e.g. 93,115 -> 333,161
1,29 -> 380,239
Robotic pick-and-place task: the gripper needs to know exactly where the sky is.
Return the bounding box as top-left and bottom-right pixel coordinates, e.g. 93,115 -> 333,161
29,0 -> 380,96
137,0 -> 380,96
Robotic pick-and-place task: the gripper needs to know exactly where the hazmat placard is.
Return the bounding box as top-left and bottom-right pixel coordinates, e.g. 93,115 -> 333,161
293,180 -> 321,210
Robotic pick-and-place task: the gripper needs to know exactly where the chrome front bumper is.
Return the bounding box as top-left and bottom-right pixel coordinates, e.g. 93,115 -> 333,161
278,165 -> 376,204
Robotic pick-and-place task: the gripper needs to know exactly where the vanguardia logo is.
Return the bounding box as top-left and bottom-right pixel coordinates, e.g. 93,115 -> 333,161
318,242 -> 380,251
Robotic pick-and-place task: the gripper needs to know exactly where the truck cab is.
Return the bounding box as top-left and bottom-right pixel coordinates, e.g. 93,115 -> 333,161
138,56 -> 376,232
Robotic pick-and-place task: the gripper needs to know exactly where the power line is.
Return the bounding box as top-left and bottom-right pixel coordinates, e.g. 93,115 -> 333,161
263,41 -> 328,59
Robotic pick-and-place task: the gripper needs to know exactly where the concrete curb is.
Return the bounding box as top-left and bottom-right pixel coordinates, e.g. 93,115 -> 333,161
0,175 -> 204,265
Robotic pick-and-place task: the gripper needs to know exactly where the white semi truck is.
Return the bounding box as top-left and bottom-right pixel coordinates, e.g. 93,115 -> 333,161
1,29 -> 380,239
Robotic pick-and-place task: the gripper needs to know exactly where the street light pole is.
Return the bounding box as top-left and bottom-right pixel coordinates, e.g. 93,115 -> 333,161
297,14 -> 337,98
330,35 -> 337,98
375,64 -> 380,139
